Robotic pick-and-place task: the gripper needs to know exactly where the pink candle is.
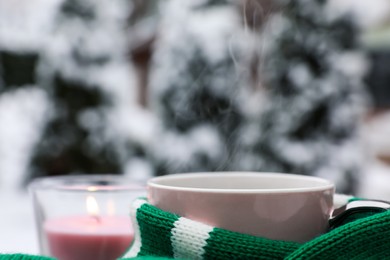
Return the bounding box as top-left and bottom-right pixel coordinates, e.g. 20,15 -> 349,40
44,216 -> 133,260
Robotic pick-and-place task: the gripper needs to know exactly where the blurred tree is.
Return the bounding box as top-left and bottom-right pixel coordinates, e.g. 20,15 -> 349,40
147,0 -> 367,194
29,75 -> 119,177
366,51 -> 390,109
147,0 -> 254,175
0,51 -> 39,90
28,0 -> 141,179
235,0 -> 367,193
0,50 -> 44,188
0,0 -> 368,193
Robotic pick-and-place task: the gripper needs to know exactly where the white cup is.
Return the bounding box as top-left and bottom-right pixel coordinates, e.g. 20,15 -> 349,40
148,172 -> 334,242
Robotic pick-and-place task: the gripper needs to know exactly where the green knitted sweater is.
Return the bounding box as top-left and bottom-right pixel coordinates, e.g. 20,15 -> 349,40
121,196 -> 390,260
1,195 -> 389,260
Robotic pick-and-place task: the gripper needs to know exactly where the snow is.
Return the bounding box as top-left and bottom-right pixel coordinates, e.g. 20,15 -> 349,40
359,161 -> 390,200
327,0 -> 390,29
0,89 -> 47,254
150,0 -> 245,96
363,112 -> 390,156
0,88 -> 49,190
153,124 -> 224,169
0,0 -> 62,51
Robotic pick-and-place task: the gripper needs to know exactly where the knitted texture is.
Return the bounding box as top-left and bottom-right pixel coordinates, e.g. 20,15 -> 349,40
122,197 -> 390,260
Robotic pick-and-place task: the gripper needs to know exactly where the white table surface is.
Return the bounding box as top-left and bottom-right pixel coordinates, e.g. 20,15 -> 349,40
0,189 -> 38,255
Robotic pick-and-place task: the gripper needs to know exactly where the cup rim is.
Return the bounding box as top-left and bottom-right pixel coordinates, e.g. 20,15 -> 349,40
148,172 -> 335,194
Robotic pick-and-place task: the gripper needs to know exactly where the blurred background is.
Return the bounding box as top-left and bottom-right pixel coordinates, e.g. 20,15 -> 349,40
1,0 -> 390,254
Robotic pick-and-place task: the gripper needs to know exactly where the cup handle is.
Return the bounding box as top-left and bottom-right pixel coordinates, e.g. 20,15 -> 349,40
329,199 -> 390,230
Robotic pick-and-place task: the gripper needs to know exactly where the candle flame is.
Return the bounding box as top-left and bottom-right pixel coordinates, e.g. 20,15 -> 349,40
86,196 -> 100,217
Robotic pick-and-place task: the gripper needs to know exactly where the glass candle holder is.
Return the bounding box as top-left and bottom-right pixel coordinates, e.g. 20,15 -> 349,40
29,175 -> 146,260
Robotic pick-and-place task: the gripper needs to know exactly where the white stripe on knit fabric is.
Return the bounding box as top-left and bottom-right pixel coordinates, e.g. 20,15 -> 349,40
334,194 -> 354,208
171,217 -> 214,260
121,198 -> 147,258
